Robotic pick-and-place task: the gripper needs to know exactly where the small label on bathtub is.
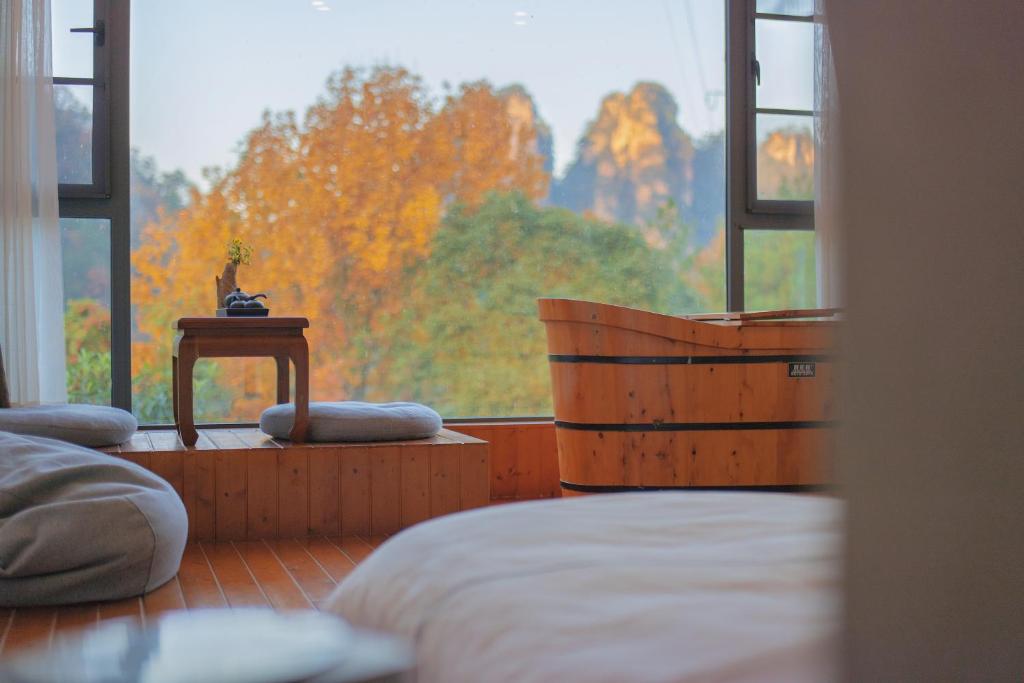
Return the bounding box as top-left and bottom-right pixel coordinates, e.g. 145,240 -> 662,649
788,362 -> 816,378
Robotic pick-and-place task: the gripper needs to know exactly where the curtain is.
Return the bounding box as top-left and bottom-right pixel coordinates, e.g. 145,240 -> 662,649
814,0 -> 843,308
0,0 -> 67,404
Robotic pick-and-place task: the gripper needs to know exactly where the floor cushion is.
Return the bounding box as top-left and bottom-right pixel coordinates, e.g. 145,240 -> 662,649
0,404 -> 137,447
260,401 -> 442,442
0,431 -> 187,606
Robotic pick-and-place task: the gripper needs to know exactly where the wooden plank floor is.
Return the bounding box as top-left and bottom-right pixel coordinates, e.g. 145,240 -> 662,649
0,536 -> 383,659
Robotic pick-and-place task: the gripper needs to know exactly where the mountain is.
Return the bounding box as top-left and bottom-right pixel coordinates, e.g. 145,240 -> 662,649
499,84 -> 554,178
756,127 -> 815,200
545,81 -> 814,246
551,82 -> 695,229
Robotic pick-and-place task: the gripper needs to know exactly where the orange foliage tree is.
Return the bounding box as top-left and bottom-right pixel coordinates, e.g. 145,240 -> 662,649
132,66 -> 548,420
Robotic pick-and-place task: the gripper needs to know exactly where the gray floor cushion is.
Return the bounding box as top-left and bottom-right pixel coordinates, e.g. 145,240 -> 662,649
260,401 -> 442,442
0,404 -> 137,447
0,431 -> 187,606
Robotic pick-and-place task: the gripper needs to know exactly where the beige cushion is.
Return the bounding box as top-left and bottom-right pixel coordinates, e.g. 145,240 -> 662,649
0,404 -> 137,447
260,401 -> 442,442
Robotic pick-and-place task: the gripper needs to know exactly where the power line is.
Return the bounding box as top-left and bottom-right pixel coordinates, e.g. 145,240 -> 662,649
659,0 -> 708,133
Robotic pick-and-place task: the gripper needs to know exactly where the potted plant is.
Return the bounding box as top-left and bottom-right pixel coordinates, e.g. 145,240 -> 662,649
215,237 -> 254,309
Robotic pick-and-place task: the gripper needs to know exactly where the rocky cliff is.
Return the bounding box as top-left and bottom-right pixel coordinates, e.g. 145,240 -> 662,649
551,83 -> 695,228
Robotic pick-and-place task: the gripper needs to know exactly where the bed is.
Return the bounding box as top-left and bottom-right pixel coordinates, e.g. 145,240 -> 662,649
325,491 -> 841,683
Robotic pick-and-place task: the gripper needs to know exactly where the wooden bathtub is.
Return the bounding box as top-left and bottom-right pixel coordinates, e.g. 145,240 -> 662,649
538,299 -> 839,493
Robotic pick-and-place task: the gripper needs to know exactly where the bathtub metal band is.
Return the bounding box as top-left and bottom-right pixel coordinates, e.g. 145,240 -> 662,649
554,420 -> 837,432
548,353 -> 833,365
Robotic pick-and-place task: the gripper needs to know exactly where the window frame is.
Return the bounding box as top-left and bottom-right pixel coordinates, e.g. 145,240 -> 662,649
55,0 -> 111,199
57,0 -> 131,410
726,0 -> 816,312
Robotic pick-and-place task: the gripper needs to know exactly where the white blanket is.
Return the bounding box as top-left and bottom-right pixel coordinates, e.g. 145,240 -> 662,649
325,492 -> 841,683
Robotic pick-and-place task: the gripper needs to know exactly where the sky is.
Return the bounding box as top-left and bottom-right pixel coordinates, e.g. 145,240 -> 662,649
123,0 -> 729,185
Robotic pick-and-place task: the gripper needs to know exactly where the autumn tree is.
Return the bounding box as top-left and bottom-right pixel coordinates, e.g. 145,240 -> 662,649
427,81 -> 549,204
132,66 -> 551,419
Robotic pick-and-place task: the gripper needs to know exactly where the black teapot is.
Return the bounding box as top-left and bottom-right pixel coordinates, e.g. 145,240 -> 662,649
224,288 -> 268,310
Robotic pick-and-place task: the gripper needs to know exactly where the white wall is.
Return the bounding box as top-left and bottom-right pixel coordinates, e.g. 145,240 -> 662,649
827,0 -> 1024,679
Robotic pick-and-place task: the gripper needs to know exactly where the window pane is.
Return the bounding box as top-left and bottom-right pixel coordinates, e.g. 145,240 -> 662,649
756,0 -> 814,17
51,0 -> 93,79
128,357 -> 278,426
131,0 -> 727,420
61,218 -> 111,405
755,18 -> 814,111
55,84 -> 93,184
744,230 -> 816,311
756,113 -> 814,200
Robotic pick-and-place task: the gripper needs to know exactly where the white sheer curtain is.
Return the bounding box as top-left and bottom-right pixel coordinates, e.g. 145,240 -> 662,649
0,0 -> 67,404
814,0 -> 843,307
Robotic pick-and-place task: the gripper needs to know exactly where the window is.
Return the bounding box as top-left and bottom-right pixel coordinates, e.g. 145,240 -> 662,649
128,1 -> 728,421
56,1 -> 816,421
726,0 -> 816,311
53,0 -> 109,197
53,0 -> 129,407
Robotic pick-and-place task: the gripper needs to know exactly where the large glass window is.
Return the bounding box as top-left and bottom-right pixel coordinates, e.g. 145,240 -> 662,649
129,1 -> 728,420
49,1 -> 817,420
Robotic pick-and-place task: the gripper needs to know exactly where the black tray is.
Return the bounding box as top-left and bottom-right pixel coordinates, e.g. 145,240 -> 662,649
216,308 -> 270,317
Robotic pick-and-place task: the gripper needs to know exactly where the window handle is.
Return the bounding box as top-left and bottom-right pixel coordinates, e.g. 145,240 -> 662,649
70,20 -> 105,47
752,58 -> 761,86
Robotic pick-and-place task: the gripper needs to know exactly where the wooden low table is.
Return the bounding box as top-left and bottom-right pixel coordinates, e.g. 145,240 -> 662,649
173,317 -> 310,447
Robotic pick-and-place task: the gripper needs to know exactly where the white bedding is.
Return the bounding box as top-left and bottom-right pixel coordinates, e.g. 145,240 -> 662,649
325,492 -> 841,683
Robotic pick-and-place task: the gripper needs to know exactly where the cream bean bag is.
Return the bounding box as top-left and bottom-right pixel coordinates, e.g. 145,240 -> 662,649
260,401 -> 442,442
0,431 -> 187,606
0,404 -> 137,447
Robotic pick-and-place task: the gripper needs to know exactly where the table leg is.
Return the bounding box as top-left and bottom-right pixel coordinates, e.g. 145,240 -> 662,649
275,354 -> 290,404
289,338 -> 310,444
176,347 -> 199,447
171,355 -> 179,423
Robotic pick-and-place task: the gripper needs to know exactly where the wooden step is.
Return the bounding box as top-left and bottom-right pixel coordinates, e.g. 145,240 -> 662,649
101,429 -> 490,541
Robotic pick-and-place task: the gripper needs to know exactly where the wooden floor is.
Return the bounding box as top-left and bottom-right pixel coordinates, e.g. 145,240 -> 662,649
0,536 -> 381,658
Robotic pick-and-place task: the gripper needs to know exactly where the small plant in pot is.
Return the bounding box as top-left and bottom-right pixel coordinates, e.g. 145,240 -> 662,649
215,238 -> 270,316
215,237 -> 254,309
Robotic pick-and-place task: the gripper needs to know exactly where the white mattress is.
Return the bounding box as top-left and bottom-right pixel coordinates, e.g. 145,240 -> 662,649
325,492 -> 841,683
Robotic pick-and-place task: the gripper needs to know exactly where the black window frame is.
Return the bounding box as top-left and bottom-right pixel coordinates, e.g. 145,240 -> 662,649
726,0 -> 816,312
57,0 -> 131,410
55,0 -> 111,199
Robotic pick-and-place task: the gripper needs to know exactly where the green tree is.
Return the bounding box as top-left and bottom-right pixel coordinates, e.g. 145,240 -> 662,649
380,191 -> 695,415
744,230 -> 817,311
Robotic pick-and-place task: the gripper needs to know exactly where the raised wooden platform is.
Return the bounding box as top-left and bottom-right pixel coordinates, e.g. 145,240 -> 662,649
0,537 -> 378,657
101,428 -> 490,541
